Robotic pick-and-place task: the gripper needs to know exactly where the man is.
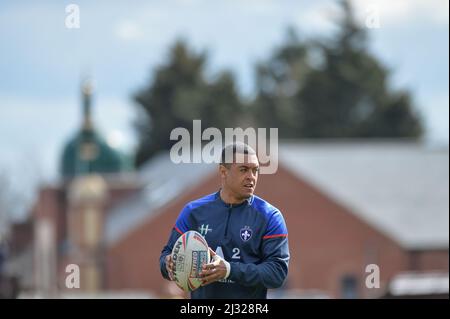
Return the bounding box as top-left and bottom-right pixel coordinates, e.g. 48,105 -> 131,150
159,142 -> 289,298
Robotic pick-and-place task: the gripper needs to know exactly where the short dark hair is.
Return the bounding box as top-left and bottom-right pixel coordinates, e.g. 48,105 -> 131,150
220,142 -> 257,167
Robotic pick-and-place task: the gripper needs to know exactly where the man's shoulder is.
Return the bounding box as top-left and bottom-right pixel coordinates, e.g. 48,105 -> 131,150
250,195 -> 282,218
250,195 -> 288,235
184,192 -> 218,212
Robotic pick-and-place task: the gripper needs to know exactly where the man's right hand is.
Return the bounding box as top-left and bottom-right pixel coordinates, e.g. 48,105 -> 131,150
165,254 -> 175,281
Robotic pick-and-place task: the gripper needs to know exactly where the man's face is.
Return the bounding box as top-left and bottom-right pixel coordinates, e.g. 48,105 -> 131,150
220,153 -> 259,200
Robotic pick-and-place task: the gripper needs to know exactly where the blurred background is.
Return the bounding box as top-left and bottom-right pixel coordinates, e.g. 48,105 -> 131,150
0,0 -> 448,299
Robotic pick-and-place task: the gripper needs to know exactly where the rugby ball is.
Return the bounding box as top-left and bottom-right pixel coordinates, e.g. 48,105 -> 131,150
171,230 -> 210,292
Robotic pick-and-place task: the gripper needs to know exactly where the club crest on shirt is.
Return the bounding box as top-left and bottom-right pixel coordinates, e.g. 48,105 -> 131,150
240,226 -> 253,242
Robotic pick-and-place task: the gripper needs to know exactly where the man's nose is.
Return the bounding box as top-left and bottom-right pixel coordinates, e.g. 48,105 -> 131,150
247,170 -> 257,181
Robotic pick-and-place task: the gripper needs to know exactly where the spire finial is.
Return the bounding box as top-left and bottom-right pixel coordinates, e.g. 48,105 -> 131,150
81,75 -> 94,130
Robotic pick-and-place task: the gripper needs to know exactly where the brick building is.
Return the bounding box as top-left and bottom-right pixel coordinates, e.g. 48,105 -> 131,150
102,142 -> 448,298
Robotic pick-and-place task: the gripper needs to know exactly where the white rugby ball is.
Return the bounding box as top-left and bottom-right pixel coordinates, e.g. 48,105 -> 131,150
171,230 -> 210,292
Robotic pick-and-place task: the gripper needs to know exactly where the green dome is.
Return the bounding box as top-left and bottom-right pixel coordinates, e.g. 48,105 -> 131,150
61,78 -> 133,178
61,128 -> 129,178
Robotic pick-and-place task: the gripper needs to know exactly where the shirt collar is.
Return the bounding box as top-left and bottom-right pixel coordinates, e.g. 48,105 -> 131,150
215,189 -> 254,207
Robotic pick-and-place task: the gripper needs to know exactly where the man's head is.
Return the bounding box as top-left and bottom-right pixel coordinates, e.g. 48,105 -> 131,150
219,142 -> 259,201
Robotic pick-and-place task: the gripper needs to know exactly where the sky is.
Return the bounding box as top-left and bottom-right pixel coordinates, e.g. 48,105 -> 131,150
0,0 -> 448,220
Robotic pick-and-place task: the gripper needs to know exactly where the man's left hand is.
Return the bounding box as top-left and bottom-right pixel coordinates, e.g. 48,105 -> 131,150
200,248 -> 229,286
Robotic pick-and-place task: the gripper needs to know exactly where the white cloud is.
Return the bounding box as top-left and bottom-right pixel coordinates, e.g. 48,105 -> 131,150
95,96 -> 138,152
420,93 -> 450,144
115,20 -> 143,40
106,130 -> 127,149
295,2 -> 340,34
351,0 -> 449,27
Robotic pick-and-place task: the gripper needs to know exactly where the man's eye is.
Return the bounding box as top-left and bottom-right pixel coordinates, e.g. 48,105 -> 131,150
240,168 -> 247,172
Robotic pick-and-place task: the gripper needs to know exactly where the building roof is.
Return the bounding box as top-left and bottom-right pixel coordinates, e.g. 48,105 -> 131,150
280,140 -> 449,250
105,152 -> 216,246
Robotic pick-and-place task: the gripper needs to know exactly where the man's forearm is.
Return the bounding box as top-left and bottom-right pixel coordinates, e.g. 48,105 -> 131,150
159,229 -> 181,280
160,251 -> 171,280
228,237 -> 289,289
228,258 -> 288,289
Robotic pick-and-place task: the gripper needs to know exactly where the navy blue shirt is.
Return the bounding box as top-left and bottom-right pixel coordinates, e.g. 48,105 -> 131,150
160,191 -> 290,299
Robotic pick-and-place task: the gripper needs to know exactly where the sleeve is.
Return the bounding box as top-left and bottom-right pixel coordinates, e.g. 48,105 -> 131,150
159,204 -> 193,280
228,210 -> 289,289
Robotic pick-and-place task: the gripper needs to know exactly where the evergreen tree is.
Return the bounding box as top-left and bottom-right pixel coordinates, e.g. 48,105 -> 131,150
298,0 -> 423,138
133,40 -> 244,166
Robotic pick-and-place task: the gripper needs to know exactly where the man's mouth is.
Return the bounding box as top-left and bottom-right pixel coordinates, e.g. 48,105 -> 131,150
244,184 -> 254,190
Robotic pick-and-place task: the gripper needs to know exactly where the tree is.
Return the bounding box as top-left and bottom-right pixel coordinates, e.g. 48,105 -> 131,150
133,40 -> 244,166
297,0 -> 423,138
253,0 -> 423,139
253,27 -> 311,137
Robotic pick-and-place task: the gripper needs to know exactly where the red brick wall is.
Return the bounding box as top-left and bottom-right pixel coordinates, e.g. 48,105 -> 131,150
254,165 -> 410,298
34,187 -> 65,246
9,220 -> 33,256
33,183 -> 142,292
104,186 -> 141,213
408,249 -> 449,272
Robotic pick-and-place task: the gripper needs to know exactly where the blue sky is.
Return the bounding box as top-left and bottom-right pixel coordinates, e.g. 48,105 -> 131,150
0,0 -> 448,218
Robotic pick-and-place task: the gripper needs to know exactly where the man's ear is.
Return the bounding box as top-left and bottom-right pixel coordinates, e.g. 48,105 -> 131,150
219,165 -> 228,179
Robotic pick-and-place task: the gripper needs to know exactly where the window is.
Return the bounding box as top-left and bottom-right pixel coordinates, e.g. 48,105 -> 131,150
341,275 -> 358,299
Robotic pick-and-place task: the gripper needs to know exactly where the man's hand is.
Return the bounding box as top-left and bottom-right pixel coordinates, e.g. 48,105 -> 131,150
199,248 -> 230,286
165,254 -> 175,281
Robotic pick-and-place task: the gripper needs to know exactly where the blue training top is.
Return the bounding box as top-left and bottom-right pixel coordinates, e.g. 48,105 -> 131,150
160,190 -> 290,299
